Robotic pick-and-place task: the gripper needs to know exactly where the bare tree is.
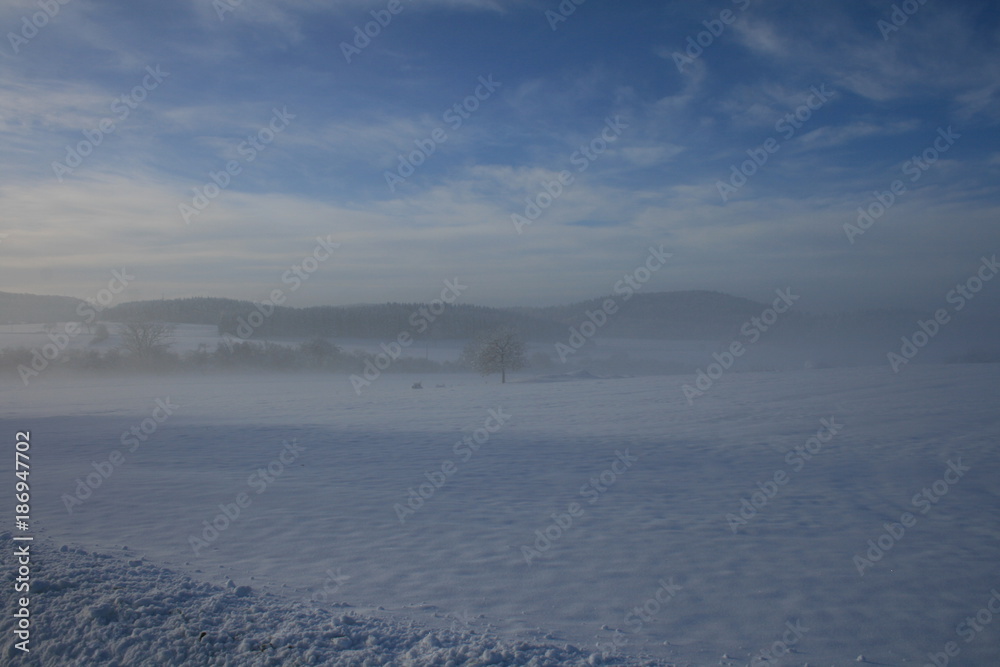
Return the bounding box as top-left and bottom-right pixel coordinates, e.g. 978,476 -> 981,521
463,327 -> 526,383
118,321 -> 173,360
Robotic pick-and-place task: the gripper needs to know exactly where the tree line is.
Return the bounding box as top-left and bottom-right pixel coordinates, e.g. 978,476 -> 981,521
0,321 -> 538,382
93,297 -> 567,342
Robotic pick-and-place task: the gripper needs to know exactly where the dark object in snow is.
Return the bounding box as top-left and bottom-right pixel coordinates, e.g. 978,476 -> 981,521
412,382 -> 422,389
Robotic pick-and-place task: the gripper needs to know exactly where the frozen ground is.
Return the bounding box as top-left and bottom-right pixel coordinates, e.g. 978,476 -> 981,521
2,363 -> 999,665
0,534 -> 636,666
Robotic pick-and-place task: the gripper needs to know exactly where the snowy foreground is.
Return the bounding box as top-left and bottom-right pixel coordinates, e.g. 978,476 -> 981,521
0,533 -> 629,666
2,364 -> 999,665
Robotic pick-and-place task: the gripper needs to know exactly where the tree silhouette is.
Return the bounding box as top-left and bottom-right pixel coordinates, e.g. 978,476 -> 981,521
463,327 -> 526,383
118,321 -> 173,361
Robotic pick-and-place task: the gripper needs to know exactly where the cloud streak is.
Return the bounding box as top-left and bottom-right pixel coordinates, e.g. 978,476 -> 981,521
1,0 -> 998,315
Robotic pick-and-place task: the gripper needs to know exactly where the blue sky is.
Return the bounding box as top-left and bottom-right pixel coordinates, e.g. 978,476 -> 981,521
2,0 -> 999,313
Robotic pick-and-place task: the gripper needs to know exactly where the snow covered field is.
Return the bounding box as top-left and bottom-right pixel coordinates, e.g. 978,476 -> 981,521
2,363 -> 999,665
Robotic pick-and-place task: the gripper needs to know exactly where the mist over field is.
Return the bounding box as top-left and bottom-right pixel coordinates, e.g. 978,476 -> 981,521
2,1 -> 1000,665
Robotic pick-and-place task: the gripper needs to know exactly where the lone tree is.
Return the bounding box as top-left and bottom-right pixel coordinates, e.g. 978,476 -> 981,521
463,327 -> 526,383
118,321 -> 173,361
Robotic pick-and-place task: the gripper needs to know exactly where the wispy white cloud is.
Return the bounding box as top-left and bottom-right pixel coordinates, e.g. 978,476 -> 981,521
1,0 -> 998,313
796,119 -> 920,150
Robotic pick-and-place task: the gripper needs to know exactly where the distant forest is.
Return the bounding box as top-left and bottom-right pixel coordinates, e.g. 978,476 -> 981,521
0,290 -> 930,344
3,290 -> 998,381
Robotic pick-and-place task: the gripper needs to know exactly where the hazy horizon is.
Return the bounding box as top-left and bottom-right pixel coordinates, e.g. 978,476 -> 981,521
4,284 -> 989,320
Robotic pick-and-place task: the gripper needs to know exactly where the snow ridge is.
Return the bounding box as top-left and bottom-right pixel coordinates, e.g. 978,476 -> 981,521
1,533 -> 672,666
